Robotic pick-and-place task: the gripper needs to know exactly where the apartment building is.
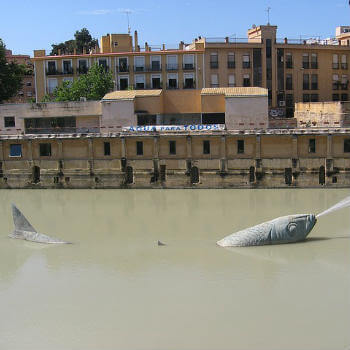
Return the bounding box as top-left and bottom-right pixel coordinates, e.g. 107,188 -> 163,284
5,50 -> 35,103
33,24 -> 350,118
33,31 -> 204,102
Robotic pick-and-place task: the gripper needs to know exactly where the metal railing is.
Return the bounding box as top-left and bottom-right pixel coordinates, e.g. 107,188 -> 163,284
166,64 -> 178,71
117,65 -> 129,73
183,63 -> 195,70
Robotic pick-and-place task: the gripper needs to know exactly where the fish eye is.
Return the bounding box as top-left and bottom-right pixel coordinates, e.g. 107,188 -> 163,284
287,223 -> 297,236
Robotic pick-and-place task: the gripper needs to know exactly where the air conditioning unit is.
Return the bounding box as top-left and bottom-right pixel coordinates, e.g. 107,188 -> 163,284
279,101 -> 286,107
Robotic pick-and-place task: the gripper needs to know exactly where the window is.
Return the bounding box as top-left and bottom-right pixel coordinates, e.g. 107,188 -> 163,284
183,54 -> 194,70
303,74 -> 309,90
242,54 -> 250,68
227,53 -> 235,68
135,75 -> 145,89
98,59 -> 108,71
210,53 -> 218,69
309,139 -> 316,153
237,140 -> 244,154
47,61 -> 56,74
311,94 -> 319,102
4,116 -> 15,128
104,142 -> 111,156
344,139 -> 350,153
341,93 -> 348,101
167,73 -> 178,89
228,74 -> 235,87
332,93 -> 340,101
183,73 -> 194,89
118,57 -> 128,72
134,56 -> 145,71
151,74 -> 161,89
63,60 -> 72,74
39,143 -> 51,157
333,74 -> 340,90
27,92 -> 32,97
303,94 -> 310,102
169,141 -> 176,155
150,56 -> 161,71
78,59 -> 88,74
210,74 -> 218,87
63,77 -> 73,86
243,74 -> 250,87
114,41 -> 118,47
203,140 -> 210,154
286,94 -> 294,107
302,54 -> 309,69
341,75 -> 348,90
119,76 -> 129,90
285,53 -> 293,69
10,144 -> 22,157
26,82 -> 32,87
333,54 -> 339,69
47,78 -> 58,94
341,55 -> 348,70
311,74 -> 318,90
136,141 -> 143,155
311,53 -> 318,69
167,55 -> 178,70
286,74 -> 293,90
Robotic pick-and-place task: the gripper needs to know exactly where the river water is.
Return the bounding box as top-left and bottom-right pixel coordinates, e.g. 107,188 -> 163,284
0,189 -> 349,350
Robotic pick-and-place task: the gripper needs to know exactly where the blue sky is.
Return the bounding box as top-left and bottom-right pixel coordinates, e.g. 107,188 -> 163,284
1,0 -> 350,56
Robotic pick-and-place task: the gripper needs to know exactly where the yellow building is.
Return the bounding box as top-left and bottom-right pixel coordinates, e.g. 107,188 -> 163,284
33,24 -> 350,119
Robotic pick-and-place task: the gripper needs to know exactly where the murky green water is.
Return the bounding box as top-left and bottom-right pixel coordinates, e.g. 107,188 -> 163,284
0,189 -> 349,350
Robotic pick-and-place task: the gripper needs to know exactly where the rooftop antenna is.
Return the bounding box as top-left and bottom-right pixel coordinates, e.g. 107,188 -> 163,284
266,6 -> 271,25
122,9 -> 131,34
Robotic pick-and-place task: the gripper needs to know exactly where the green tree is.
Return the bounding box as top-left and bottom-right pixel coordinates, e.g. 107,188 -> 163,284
0,38 -> 26,103
43,63 -> 114,102
50,28 -> 98,55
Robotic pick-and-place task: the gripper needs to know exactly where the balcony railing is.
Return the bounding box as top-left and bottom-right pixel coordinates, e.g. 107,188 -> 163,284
302,62 -> 310,69
132,83 -> 164,90
166,83 -> 178,89
341,83 -> 349,90
227,61 -> 235,69
286,62 -> 293,69
46,69 -> 60,75
311,83 -> 318,90
25,127 -> 99,134
183,63 -> 195,70
242,62 -> 251,69
311,62 -> 318,69
286,84 -> 293,90
78,67 -> 88,74
333,63 -> 339,69
210,62 -> 218,69
117,65 -> 129,73
183,81 -> 195,89
303,83 -> 310,90
62,68 -> 73,75
210,83 -> 219,88
333,82 -> 340,90
342,63 -> 348,70
166,64 -> 178,71
228,83 -> 235,87
149,64 -> 162,72
134,66 -> 145,72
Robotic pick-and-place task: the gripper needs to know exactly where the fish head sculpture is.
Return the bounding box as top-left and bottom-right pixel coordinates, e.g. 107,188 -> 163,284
270,214 -> 317,244
217,213 -> 317,247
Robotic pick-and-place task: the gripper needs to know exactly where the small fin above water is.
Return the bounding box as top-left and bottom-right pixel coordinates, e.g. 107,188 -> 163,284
12,204 -> 37,233
157,240 -> 166,246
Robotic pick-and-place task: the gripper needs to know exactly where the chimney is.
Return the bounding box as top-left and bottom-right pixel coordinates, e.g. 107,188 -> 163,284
145,42 -> 149,51
225,37 -> 229,43
134,30 -> 139,51
179,41 -> 184,50
284,37 -> 288,44
58,49 -> 61,56
162,44 -> 165,51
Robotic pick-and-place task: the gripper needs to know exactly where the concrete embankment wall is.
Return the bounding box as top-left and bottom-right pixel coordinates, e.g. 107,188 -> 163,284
1,131 -> 350,189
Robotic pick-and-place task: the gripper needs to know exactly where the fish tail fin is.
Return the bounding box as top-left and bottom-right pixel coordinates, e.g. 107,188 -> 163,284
12,204 -> 37,233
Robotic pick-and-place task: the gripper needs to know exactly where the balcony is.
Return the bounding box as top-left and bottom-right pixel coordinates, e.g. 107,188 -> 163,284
46,69 -> 60,75
333,82 -> 340,90
183,81 -> 195,89
286,83 -> 293,90
183,63 -> 195,70
286,62 -> 293,69
311,62 -> 318,69
341,83 -> 349,90
117,65 -> 129,73
149,64 -> 162,72
134,66 -> 145,72
333,63 -> 339,69
342,63 -> 348,70
167,83 -> 178,89
78,67 -> 88,74
227,61 -> 235,69
303,83 -> 310,90
62,68 -> 73,75
166,64 -> 178,71
210,62 -> 218,69
242,62 -> 251,69
302,62 -> 310,69
311,83 -> 318,90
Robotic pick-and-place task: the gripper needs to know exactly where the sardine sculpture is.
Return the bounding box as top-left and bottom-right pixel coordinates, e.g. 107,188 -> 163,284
9,204 -> 71,244
217,214 -> 317,247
